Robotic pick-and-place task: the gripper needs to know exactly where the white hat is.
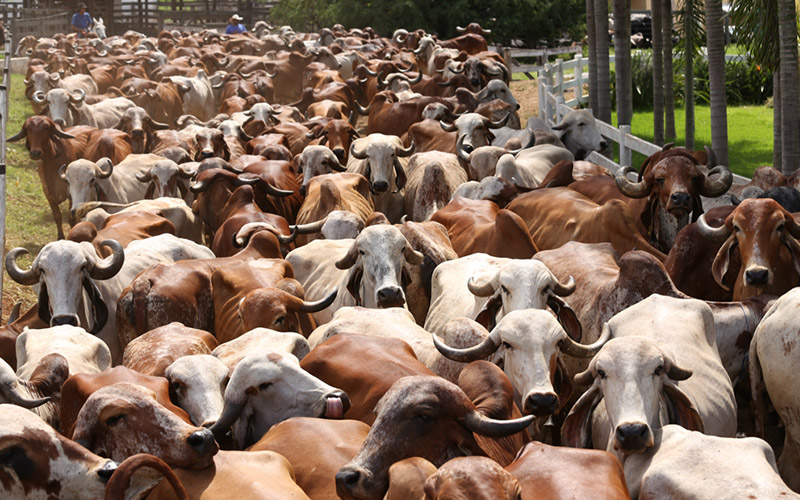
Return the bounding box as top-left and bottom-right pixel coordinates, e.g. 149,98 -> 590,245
231,14 -> 243,22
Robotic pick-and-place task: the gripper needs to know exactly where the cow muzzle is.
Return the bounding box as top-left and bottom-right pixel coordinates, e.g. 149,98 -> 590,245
744,266 -> 770,286
322,391 -> 351,419
613,422 -> 653,453
372,180 -> 389,193
336,466 -> 380,500
333,148 -> 345,160
30,149 -> 42,159
376,286 -> 405,308
523,392 -> 558,417
668,192 -> 692,212
51,313 -> 79,327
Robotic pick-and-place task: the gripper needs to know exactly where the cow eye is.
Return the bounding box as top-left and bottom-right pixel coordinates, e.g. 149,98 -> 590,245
501,285 -> 509,294
359,250 -> 365,255
274,316 -> 285,325
502,341 -> 512,350
733,225 -> 741,233
259,382 -> 272,391
105,415 -> 124,427
171,381 -> 183,392
656,178 -> 665,186
597,369 -> 606,379
414,414 -> 433,423
776,224 -> 785,233
654,366 -> 663,376
578,122 -> 586,128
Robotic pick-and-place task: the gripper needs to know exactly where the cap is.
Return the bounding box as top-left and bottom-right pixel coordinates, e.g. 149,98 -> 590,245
77,2 -> 87,9
231,14 -> 243,21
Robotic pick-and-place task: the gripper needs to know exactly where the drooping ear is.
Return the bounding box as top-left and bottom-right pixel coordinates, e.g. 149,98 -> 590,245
554,355 -> 573,411
345,267 -> 363,305
711,234 -> 738,290
82,276 -> 108,335
662,380 -> 704,432
474,292 -> 502,330
781,228 -> 800,279
547,293 -> 582,342
561,382 -> 602,448
37,282 -> 51,325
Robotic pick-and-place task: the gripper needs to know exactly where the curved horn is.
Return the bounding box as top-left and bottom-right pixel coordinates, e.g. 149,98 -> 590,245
59,163 -> 68,181
439,119 -> 457,132
552,275 -> 576,296
396,140 -> 414,157
298,288 -> 338,312
349,143 -> 368,160
70,88 -> 86,103
559,322 -> 612,359
306,130 -> 319,139
433,331 -> 500,362
5,248 -> 39,285
481,28 -> 492,35
263,182 -> 295,198
456,134 -> 471,162
488,112 -> 511,129
456,26 -> 466,33
292,217 -> 328,234
87,240 -> 124,280
53,126 -> 76,139
135,170 -> 152,183
95,158 -> 114,179
461,409 -> 536,438
704,146 -> 717,168
696,213 -> 732,242
208,401 -> 245,438
7,128 -> 27,142
615,165 -> 651,198
32,90 -> 46,104
1,384 -> 50,409
353,100 -> 370,115
467,275 -> 498,297
331,157 -> 348,172
699,165 -> 733,197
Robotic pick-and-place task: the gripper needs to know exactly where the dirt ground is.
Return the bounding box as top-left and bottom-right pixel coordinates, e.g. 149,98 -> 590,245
511,78 -> 585,124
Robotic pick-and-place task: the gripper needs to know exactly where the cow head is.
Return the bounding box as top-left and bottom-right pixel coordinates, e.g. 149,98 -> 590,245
113,106 -> 169,154
72,383 -> 218,469
209,352 -> 350,448
435,309 -> 610,418
308,119 -> 359,162
550,110 -> 607,160
443,112 -> 509,158
349,134 -> 414,193
335,225 -> 423,309
0,404 -> 118,499
34,88 -> 84,128
335,375 -> 534,500
61,158 -> 114,217
135,159 -> 193,199
295,145 -> 348,195
697,198 -> 800,300
164,355 -> 229,428
24,70 -> 60,100
422,457 -> 521,500
7,115 -> 76,160
195,129 -> 230,161
237,283 -> 337,335
562,336 -> 702,455
6,239 -> 123,332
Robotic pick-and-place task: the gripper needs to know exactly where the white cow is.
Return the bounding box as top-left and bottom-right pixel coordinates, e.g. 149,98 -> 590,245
494,144 -> 574,189
169,70 -> 216,121
79,197 -> 203,244
562,295 -> 737,458
493,110 -> 608,160
296,145 -> 348,195
35,88 -> 135,129
403,151 -> 467,222
26,71 -> 98,113
286,224 -> 424,325
750,287 -> 800,491
164,354 -> 229,428
16,325 -> 111,378
624,425 -> 800,500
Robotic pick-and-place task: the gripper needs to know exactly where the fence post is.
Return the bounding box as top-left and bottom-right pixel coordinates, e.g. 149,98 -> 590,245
575,54 -> 584,106
555,58 -> 563,96
538,69 -> 545,120
543,65 -> 554,127
0,34 -> 9,316
502,47 -> 512,76
556,95 -> 565,124
620,124 -> 631,167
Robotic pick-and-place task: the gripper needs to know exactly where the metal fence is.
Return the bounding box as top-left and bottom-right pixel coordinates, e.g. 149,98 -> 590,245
0,29 -> 11,308
0,5 -> 70,54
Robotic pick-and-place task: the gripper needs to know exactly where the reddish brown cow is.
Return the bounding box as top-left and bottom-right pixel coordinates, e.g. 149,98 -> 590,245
122,322 -> 218,377
113,106 -> 171,154
67,211 -> 175,257
262,51 -> 316,102
432,197 -> 538,258
405,118 -> 458,153
126,79 -> 186,126
7,116 -> 94,238
83,128 -> 133,164
262,121 -> 314,155
236,159 -> 303,223
507,187 -> 667,262
306,118 -> 360,162
438,33 -> 489,55
360,91 -> 456,137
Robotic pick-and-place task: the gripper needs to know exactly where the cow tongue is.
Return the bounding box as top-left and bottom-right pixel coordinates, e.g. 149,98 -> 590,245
325,397 -> 344,419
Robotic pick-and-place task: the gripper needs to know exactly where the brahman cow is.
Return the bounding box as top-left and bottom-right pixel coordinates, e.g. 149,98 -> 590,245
35,88 -> 135,129
495,110 -> 607,160
403,151 -> 467,222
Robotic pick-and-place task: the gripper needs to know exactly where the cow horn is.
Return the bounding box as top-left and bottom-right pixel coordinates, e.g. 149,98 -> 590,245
364,66 -> 378,76
332,157 -> 348,172
177,166 -> 194,178
5,248 -> 40,285
53,126 -> 76,139
488,112 -> 511,129
96,158 -> 114,179
456,134 -> 471,162
8,128 -> 27,142
350,143 -> 368,160
353,101 -> 370,115
32,90 -> 46,104
449,64 -> 465,74
23,77 -> 31,86
233,175 -> 260,187
699,165 -> 733,198
59,163 -> 68,180
70,88 -> 86,103
433,330 -> 500,362
136,171 -> 152,182
208,402 -> 245,438
305,130 -> 319,139
149,118 -> 170,130
705,146 -> 717,168
437,78 -> 457,87
393,157 -> 407,192
396,140 -> 414,157
615,165 -> 651,198
467,274 -> 498,297
397,63 -> 414,73
696,213 -> 732,242
292,217 -> 327,234
264,182 -> 295,198
49,72 -> 60,81
461,409 -> 535,438
1,383 -> 50,409
552,275 -> 576,296
482,64 -> 503,76
439,119 -> 457,133
559,322 -> 613,359
456,26 -> 466,33
298,288 -> 338,312
481,28 -> 492,35
88,240 -> 124,280
404,70 -> 422,84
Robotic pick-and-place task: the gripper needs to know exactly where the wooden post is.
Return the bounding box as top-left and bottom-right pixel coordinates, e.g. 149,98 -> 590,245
556,95 -> 565,124
544,65 -> 554,127
575,54 -> 584,106
555,59 -> 563,96
620,124 -> 632,167
502,47 -> 512,79
538,73 -> 545,119
0,36 -> 10,316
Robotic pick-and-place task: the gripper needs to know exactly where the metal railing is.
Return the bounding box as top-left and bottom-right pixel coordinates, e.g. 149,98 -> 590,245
0,29 -> 11,311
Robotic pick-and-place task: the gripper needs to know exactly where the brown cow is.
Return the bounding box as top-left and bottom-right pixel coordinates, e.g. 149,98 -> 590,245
84,129 -> 133,164
122,322 -> 218,377
67,211 -> 176,257
432,197 -> 538,258
113,106 -> 171,154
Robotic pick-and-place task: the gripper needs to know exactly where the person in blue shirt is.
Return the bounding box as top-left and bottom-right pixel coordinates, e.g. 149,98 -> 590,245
225,14 -> 247,35
71,2 -> 93,38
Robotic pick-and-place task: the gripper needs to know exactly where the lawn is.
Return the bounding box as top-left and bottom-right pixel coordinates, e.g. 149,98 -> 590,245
612,104 -> 774,177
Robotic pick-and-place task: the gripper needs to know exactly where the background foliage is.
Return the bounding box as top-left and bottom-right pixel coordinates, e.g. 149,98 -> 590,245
270,0 -> 585,45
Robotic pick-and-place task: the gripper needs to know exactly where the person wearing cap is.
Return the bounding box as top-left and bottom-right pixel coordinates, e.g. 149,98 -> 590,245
72,2 -> 93,38
225,14 -> 247,34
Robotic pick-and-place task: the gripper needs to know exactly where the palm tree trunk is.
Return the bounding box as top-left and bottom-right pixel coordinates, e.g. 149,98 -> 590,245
774,71 -> 782,169
777,0 -> 799,174
662,0 -> 676,141
652,0 -> 665,145
684,0 -> 696,150
594,0 -> 611,125
705,0 -> 729,166
613,0 -> 632,127
586,0 -> 599,114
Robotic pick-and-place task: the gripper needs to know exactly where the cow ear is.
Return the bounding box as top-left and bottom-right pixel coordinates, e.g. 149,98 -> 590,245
345,267 -> 363,305
547,294 -> 581,342
554,355 -> 573,410
662,380 -> 704,432
82,277 -> 108,335
781,231 -> 800,279
474,292 -> 502,330
37,282 -> 51,325
560,383 -> 602,448
711,235 -> 737,290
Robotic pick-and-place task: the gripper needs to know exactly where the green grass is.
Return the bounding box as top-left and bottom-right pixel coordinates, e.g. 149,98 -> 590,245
612,104 -> 773,177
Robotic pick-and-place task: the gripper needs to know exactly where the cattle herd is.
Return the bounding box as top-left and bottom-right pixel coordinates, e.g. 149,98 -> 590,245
3,19 -> 800,500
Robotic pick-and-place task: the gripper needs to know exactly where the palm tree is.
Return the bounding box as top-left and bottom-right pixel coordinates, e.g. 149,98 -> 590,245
662,0 -> 676,141
652,0 -> 665,145
594,0 -> 611,125
776,0 -> 799,173
675,0 -> 705,150
704,0 -> 729,166
586,0 -> 599,114
613,0 -> 632,128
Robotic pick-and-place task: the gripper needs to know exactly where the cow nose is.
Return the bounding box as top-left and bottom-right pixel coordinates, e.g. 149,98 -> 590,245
30,150 -> 42,159
615,423 -> 650,451
745,267 -> 769,286
515,103 -> 520,110
470,78 -> 480,86
335,468 -> 363,497
670,192 -> 691,207
299,185 -> 307,196
132,129 -> 144,136
96,461 -> 117,483
333,148 -> 345,160
372,180 -> 389,192
186,429 -> 215,452
523,392 -> 558,416
198,151 -> 214,160
51,314 -> 79,327
377,286 -> 405,307
599,140 -> 609,150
